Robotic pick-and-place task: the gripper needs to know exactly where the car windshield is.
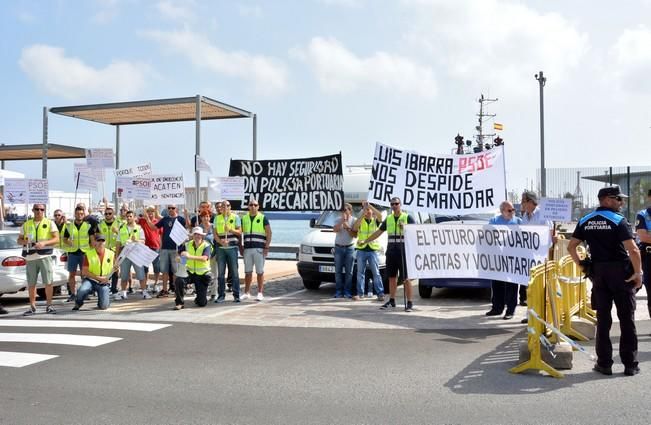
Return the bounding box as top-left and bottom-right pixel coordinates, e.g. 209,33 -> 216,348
423,213 -> 495,223
313,205 -> 392,228
0,233 -> 21,250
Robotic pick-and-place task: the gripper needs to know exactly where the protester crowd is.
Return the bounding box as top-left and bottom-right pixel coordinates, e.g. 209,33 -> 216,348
0,199 -> 272,316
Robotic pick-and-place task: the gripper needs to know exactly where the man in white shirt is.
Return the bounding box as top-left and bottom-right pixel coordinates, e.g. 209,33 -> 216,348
520,190 -> 556,308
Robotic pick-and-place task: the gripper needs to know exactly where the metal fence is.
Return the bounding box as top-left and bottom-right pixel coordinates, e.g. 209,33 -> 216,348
538,166 -> 651,222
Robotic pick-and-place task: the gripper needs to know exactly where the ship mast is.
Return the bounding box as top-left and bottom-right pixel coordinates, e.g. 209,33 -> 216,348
475,94 -> 498,152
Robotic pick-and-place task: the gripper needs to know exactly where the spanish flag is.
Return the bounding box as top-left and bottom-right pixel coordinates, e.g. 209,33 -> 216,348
494,123 -> 503,131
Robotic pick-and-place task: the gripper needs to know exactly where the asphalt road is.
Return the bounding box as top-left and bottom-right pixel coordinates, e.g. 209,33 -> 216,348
1,281 -> 651,424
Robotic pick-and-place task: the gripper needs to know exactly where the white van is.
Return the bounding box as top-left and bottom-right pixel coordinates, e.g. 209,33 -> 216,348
297,166 -> 389,291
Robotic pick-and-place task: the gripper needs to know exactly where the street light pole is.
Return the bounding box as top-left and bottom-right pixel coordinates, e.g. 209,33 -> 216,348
535,71 -> 546,197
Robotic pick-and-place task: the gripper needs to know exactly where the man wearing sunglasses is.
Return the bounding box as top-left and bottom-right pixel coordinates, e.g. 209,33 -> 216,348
358,197 -> 416,311
634,189 -> 651,322
18,203 -> 60,315
98,207 -> 121,294
485,201 -> 522,320
63,205 -> 96,302
144,204 -> 186,296
569,185 -> 642,376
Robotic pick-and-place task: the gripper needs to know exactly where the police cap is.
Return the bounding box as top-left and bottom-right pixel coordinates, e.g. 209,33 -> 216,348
597,185 -> 628,199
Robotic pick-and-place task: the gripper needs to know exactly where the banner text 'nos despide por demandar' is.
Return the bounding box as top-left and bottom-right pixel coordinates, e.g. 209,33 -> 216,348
368,142 -> 505,214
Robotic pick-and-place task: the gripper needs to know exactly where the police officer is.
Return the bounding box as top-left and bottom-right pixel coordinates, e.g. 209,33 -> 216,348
568,185 -> 642,376
635,189 -> 651,320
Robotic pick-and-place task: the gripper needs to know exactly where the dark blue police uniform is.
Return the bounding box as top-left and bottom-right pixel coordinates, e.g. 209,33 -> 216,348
634,202 -> 651,317
572,204 -> 638,372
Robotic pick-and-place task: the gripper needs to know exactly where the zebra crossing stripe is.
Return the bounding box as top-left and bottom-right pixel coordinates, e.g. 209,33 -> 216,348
0,320 -> 171,332
0,351 -> 59,368
0,333 -> 121,347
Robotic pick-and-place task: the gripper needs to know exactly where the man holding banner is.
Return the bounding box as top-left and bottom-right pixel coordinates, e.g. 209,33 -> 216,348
352,202 -> 384,301
485,201 -> 522,320
519,190 -> 555,307
359,197 -> 415,312
214,201 -> 241,303
116,211 -> 150,300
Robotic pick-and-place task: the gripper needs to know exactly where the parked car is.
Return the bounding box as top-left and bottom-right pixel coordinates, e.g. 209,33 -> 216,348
0,230 -> 68,298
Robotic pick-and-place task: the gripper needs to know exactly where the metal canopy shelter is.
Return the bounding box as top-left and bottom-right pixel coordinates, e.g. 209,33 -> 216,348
46,95 -> 257,211
0,143 -> 86,161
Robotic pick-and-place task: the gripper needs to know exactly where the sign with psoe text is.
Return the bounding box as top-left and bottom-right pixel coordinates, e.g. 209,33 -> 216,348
368,142 -> 506,214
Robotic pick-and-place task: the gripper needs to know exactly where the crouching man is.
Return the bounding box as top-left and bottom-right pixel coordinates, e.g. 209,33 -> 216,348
180,227 -> 213,307
72,234 -> 116,311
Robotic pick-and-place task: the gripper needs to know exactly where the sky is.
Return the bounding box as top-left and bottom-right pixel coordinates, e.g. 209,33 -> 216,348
2,0 -> 651,202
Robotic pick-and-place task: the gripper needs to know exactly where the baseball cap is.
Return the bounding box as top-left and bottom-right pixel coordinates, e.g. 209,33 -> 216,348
190,226 -> 206,236
95,234 -> 107,241
522,190 -> 538,204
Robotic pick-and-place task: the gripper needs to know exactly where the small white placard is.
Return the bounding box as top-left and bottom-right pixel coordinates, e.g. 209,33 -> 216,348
539,198 -> 572,222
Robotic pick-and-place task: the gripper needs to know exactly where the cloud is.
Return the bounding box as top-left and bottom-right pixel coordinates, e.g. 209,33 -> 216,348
142,29 -> 288,96
92,0 -> 120,24
238,4 -> 263,18
156,0 -> 195,22
318,0 -> 364,7
19,44 -> 147,100
402,0 -> 589,95
292,36 -> 437,98
608,26 -> 651,94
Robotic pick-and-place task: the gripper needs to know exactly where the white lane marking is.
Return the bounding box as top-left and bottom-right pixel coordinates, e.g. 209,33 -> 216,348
0,333 -> 121,347
0,351 -> 59,368
0,320 -> 171,332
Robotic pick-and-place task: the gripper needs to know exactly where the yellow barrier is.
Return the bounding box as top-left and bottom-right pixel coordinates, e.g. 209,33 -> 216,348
510,252 -> 595,378
509,261 -> 564,378
557,256 -> 589,341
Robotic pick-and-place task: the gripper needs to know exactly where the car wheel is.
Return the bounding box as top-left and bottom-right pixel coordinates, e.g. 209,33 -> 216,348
302,279 -> 321,290
418,282 -> 432,299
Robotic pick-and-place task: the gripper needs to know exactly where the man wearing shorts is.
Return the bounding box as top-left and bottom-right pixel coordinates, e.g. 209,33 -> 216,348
241,199 -> 271,301
358,196 -> 415,312
18,203 -> 60,315
145,204 -> 185,296
116,210 -> 150,300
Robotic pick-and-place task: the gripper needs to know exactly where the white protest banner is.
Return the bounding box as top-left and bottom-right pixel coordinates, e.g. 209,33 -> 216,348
148,174 -> 185,205
368,142 -> 505,214
208,177 -> 245,201
195,155 -> 212,174
170,219 -> 189,246
27,179 -> 49,204
122,243 -> 160,268
117,177 -> 152,200
114,162 -> 152,178
73,163 -> 98,191
539,198 -> 572,223
228,153 -> 343,211
404,223 -> 550,285
4,179 -> 27,203
85,148 -> 115,168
